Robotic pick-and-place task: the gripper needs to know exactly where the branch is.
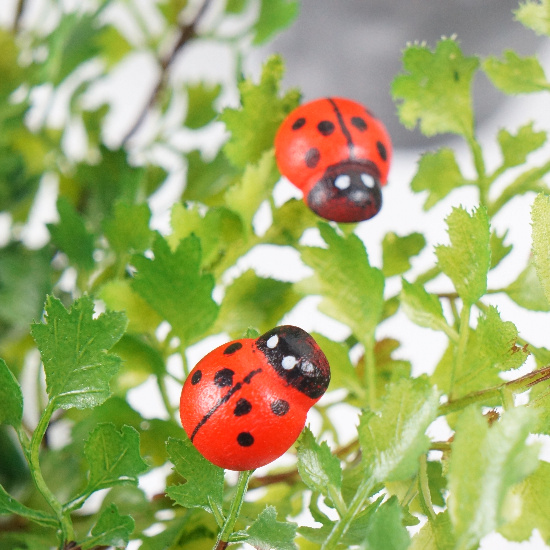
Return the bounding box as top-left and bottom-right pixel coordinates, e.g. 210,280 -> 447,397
120,0 -> 213,145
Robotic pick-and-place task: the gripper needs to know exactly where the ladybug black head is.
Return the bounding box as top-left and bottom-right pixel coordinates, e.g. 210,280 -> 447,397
256,325 -> 330,400
306,160 -> 382,223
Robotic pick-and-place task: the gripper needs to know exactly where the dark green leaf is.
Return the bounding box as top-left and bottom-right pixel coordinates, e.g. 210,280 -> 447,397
81,503 -> 134,550
0,483 -> 57,527
497,123 -> 547,167
0,359 -> 23,427
84,424 -> 148,493
132,234 -> 218,345
103,202 -> 153,255
252,0 -> 300,45
166,437 -> 224,512
382,232 -> 426,277
361,496 -> 410,550
244,506 -> 297,550
31,295 -> 127,410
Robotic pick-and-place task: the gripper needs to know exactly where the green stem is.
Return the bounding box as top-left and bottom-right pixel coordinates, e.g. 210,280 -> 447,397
214,469 -> 254,550
449,303 -> 471,400
30,400 -> 74,546
157,374 -> 177,420
418,454 -> 436,521
362,333 -> 377,410
321,477 -> 374,550
327,485 -> 348,517
466,134 -> 489,207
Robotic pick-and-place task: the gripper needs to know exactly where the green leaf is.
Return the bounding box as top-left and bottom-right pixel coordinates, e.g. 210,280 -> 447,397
531,193 -> 550,304
0,359 -> 23,427
505,260 -> 550,311
361,496 -> 410,550
483,51 -> 550,94
47,197 -> 95,271
497,123 -> 547,168
435,206 -> 491,305
448,406 -> 539,550
211,270 -> 301,338
400,279 -> 454,336
103,202 -> 153,255
499,461 -> 550,542
381,232 -> 426,277
30,295 -> 127,410
84,424 -> 148,493
432,306 -> 528,398
81,503 -> 134,550
392,38 -> 479,138
132,234 -> 218,345
184,83 -> 222,129
96,25 -> 132,68
358,377 -> 439,483
299,223 -> 384,341
221,55 -> 300,168
0,30 -> 25,98
252,0 -> 300,45
490,229 -> 513,269
515,0 -> 550,36
0,484 -> 57,527
297,427 -> 342,497
165,437 -> 224,513
226,0 -> 247,13
410,148 -> 467,210
244,506 -> 297,550
410,511 -> 455,550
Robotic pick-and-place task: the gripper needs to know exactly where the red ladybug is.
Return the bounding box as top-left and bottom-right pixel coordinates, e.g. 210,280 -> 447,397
275,97 -> 392,223
179,325 -> 330,471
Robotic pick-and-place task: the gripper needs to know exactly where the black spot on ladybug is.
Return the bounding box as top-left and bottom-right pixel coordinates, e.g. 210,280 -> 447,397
237,432 -> 254,447
191,370 -> 202,385
305,148 -> 321,168
214,368 -> 234,387
271,399 -> 290,416
351,117 -> 367,131
376,141 -> 387,161
292,117 -> 306,130
234,398 -> 252,416
224,342 -> 243,355
317,120 -> 335,136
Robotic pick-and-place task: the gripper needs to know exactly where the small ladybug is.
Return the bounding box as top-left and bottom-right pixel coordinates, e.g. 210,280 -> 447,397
179,325 -> 330,471
274,97 -> 392,223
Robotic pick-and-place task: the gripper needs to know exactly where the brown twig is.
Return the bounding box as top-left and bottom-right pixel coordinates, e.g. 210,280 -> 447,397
13,0 -> 26,32
121,0 -> 213,145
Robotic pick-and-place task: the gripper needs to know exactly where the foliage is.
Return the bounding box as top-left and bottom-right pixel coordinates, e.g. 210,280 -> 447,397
1,1 -> 550,549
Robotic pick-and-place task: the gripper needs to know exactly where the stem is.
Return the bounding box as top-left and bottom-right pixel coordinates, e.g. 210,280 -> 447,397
327,486 -> 348,517
157,374 -> 177,420
363,333 -> 377,410
30,400 -> 74,546
214,469 -> 254,550
418,454 -> 436,521
449,303 -> 471,400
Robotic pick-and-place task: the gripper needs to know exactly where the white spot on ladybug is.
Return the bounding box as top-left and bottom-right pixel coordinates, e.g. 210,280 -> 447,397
267,335 -> 279,348
335,174 -> 351,190
301,360 -> 315,374
361,174 -> 376,188
282,355 -> 298,370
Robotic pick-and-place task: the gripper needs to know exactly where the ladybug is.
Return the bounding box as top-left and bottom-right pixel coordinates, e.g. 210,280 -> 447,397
179,325 -> 330,471
274,97 -> 392,223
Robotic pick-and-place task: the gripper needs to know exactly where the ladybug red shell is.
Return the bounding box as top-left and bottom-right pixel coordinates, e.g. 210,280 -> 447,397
275,97 -> 392,223
179,325 -> 330,471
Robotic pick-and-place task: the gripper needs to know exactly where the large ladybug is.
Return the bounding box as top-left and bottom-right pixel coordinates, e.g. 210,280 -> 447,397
274,97 -> 392,223
179,326 -> 330,471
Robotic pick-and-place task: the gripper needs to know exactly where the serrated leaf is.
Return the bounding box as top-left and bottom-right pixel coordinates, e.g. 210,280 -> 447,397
497,123 -> 547,168
297,427 -> 342,497
358,377 -> 439,483
47,197 -> 95,270
410,511 -> 455,550
165,437 -> 224,512
435,206 -> 491,305
221,55 -> 300,168
252,0 -> 299,45
361,496 -> 410,550
448,406 -> 539,550
103,202 -> 153,255
132,234 -> 218,345
0,359 -> 23,427
84,424 -> 148,493
299,223 -> 384,341
505,259 -> 550,311
30,295 -> 127,410
381,232 -> 426,277
483,51 -> 550,94
400,279 -> 452,335
211,270 -> 301,338
184,83 -> 222,129
515,0 -> 550,36
410,148 -> 467,210
81,503 -> 134,550
531,193 -> 550,304
490,229 -> 513,269
392,39 -> 479,138
245,506 -> 297,550
0,484 -> 57,527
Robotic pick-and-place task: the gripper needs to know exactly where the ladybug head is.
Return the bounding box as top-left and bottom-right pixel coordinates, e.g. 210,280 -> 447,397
256,325 -> 330,400
306,160 -> 382,223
